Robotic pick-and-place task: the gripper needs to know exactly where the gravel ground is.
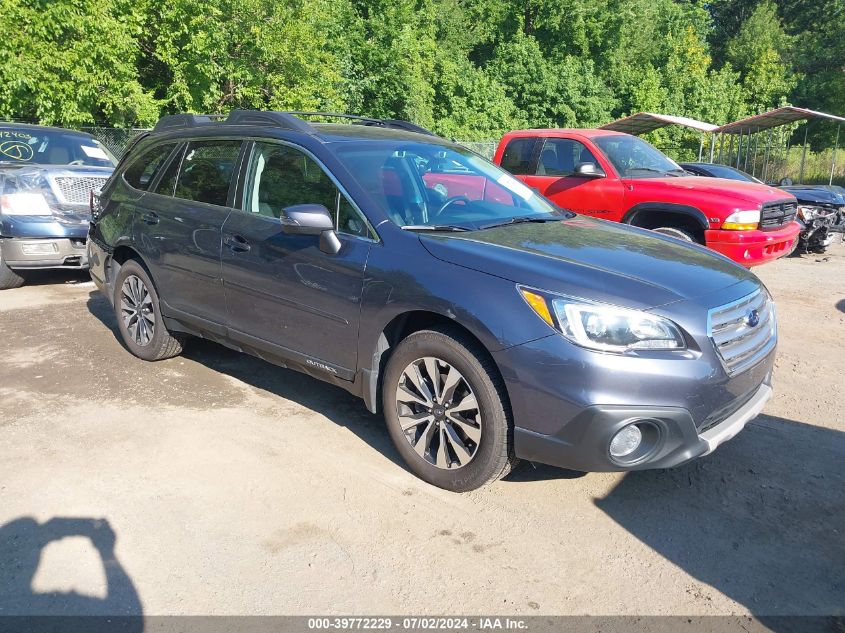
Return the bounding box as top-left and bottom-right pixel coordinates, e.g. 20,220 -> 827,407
0,246 -> 843,618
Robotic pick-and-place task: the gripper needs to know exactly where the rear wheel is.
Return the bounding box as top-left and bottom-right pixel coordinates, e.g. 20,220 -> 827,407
382,327 -> 516,492
0,243 -> 25,290
113,259 -> 184,361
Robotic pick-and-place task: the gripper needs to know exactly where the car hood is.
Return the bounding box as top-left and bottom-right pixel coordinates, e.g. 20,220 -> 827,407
0,163 -> 113,235
625,176 -> 793,206
419,216 -> 758,310
780,186 -> 845,207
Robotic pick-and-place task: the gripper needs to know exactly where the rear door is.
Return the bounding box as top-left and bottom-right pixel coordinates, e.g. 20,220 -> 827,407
134,139 -> 244,326
220,140 -> 374,375
520,137 -> 625,220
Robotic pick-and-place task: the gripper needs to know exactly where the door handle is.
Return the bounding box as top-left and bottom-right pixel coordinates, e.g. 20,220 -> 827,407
142,211 -> 159,225
223,234 -> 251,253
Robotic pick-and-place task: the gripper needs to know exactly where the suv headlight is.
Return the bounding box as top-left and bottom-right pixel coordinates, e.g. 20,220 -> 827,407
0,192 -> 52,216
519,287 -> 686,353
722,209 -> 760,231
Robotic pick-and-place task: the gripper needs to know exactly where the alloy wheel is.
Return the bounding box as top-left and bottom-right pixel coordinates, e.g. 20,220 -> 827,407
120,274 -> 155,346
396,357 -> 482,470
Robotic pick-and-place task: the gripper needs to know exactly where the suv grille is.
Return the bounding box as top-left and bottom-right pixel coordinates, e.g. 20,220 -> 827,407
53,176 -> 109,205
759,200 -> 797,230
708,289 -> 776,375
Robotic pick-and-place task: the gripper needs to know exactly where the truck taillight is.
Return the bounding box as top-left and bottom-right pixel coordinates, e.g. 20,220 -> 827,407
90,190 -> 103,220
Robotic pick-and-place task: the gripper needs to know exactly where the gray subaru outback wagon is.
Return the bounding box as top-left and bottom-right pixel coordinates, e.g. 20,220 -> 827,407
88,111 -> 776,491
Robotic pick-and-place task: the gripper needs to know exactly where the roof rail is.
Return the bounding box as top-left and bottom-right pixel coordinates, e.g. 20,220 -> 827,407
288,111 -> 436,136
151,110 -> 436,137
225,109 -> 314,134
152,114 -> 217,133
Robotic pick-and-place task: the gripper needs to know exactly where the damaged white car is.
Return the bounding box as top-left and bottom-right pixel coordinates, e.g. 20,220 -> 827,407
0,124 -> 115,289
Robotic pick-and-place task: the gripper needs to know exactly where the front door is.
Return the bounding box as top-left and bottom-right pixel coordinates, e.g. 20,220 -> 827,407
220,141 -> 375,375
520,137 -> 625,220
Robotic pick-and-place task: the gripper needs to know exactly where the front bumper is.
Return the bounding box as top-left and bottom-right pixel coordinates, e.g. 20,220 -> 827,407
512,381 -> 772,472
1,236 -> 89,269
705,222 -> 800,267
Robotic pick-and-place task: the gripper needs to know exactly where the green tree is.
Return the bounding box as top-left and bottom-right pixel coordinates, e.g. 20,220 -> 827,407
724,1 -> 796,111
0,0 -> 158,126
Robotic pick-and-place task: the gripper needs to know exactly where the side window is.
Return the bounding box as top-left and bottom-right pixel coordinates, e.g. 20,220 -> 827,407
153,145 -> 185,196
173,140 -> 243,206
499,138 -> 536,174
536,138 -> 599,177
244,142 -> 373,239
122,143 -> 176,191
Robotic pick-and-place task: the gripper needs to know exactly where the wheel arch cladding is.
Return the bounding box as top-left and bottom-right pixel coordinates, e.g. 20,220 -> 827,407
360,310 -> 510,415
623,203 -> 709,241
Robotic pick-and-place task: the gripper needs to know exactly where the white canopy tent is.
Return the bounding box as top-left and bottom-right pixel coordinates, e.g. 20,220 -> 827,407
599,112 -> 718,160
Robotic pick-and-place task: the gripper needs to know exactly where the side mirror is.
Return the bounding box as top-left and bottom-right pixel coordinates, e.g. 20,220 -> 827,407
574,162 -> 605,178
281,203 -> 341,254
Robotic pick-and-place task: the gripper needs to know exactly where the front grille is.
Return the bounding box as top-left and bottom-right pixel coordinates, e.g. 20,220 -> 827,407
708,289 -> 776,375
53,176 -> 109,205
759,199 -> 797,230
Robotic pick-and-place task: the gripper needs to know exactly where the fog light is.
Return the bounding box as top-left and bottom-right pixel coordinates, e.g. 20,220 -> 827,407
609,424 -> 642,458
20,241 -> 59,255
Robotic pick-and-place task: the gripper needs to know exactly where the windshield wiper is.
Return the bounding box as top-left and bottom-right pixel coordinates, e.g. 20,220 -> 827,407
401,224 -> 470,232
478,215 -> 560,230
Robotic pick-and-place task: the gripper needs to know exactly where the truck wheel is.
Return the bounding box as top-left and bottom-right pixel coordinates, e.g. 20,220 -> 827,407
0,244 -> 25,290
382,327 -> 517,492
113,258 -> 185,361
651,226 -> 697,243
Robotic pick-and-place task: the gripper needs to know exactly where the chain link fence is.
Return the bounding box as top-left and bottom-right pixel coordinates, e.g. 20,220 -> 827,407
80,127 -> 149,158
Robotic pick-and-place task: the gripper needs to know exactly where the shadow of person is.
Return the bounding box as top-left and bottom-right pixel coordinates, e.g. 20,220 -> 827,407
0,517 -> 142,621
594,414 -> 845,627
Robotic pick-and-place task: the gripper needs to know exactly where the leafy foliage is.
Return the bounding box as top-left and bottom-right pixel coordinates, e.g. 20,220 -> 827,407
0,0 -> 839,146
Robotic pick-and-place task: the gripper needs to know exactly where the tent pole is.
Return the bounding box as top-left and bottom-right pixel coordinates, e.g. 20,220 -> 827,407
736,129 -> 743,168
799,124 -> 808,184
744,129 -> 752,172
709,134 -> 715,163
698,135 -> 704,161
751,130 -> 760,177
728,133 -> 735,167
830,123 -> 841,185
762,129 -> 772,182
718,133 -> 725,163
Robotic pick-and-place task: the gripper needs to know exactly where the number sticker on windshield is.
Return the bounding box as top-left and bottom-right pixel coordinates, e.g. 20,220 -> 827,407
496,174 -> 534,201
81,145 -> 109,160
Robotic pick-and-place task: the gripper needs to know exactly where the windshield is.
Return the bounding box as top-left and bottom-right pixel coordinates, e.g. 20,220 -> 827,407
593,134 -> 683,179
334,142 -> 566,230
0,127 -> 116,167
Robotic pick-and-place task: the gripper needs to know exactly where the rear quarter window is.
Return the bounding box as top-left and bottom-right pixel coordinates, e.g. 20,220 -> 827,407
122,143 -> 177,191
499,137 -> 536,174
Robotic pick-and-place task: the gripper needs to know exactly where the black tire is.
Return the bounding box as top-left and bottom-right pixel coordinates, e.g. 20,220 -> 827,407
651,226 -> 698,243
113,258 -> 185,361
0,244 -> 25,290
382,326 -> 517,492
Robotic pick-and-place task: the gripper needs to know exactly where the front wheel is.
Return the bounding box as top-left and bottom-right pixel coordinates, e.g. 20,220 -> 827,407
651,226 -> 697,243
0,244 -> 25,290
113,259 -> 185,361
382,327 -> 516,492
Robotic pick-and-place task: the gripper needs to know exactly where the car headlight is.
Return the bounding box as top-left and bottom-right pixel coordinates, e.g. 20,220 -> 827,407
798,205 -> 824,221
722,209 -> 760,231
518,287 -> 686,353
0,192 -> 52,216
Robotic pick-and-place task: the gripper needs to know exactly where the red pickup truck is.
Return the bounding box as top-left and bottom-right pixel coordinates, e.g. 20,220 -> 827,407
492,129 -> 800,267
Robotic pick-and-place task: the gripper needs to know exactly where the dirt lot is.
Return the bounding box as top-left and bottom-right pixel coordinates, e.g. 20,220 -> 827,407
0,246 -> 843,618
